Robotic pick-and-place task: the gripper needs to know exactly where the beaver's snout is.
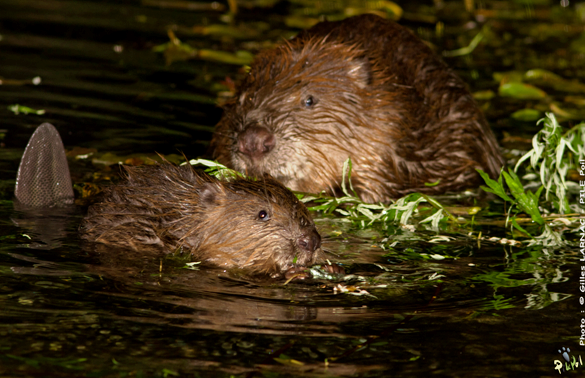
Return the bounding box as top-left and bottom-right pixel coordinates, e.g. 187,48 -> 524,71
238,125 -> 275,160
298,228 -> 321,253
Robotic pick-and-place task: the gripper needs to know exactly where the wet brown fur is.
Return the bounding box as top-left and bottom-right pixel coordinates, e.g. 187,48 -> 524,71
79,162 -> 320,276
210,14 -> 504,203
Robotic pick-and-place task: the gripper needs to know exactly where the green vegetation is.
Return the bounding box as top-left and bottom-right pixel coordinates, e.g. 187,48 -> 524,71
514,113 -> 582,214
480,113 -> 583,246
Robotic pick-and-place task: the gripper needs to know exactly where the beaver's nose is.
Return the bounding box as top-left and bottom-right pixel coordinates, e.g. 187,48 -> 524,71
298,228 -> 321,253
238,126 -> 275,159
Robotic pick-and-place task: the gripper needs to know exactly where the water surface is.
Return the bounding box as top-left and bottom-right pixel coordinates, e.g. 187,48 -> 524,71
0,0 -> 582,376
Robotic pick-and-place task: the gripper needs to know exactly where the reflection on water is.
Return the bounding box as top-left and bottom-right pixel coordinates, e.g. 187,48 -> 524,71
0,0 -> 581,376
10,205 -> 79,250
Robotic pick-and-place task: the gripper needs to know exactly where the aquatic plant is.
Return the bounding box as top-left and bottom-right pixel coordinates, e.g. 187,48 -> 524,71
514,113 -> 583,214
297,159 -> 454,231
186,158 -> 247,181
478,113 -> 584,246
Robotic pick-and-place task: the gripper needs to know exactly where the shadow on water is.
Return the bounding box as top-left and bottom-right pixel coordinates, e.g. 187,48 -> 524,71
0,0 -> 582,377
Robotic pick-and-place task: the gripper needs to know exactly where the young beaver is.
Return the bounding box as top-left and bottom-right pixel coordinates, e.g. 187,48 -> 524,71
79,163 -> 321,276
210,14 -> 504,203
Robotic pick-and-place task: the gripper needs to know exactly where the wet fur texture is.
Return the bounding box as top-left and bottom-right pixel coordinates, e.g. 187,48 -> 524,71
79,163 -> 320,276
210,14 -> 504,203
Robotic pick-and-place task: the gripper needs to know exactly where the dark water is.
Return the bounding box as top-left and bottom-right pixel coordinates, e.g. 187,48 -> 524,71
0,0 -> 583,377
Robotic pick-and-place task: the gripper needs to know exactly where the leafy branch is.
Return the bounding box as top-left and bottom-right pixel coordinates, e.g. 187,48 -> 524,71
477,113 -> 584,246
514,113 -> 583,213
298,158 -> 454,231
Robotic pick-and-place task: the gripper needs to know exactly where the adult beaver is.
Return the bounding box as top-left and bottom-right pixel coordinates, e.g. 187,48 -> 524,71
80,162 -> 321,277
210,14 -> 503,203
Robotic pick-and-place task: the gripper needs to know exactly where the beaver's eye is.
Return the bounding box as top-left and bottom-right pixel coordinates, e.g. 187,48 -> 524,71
304,95 -> 316,108
258,210 -> 270,221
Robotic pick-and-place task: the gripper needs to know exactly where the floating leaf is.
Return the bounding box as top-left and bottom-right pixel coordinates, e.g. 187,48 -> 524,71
198,49 -> 254,65
473,90 -> 496,100
525,68 -> 585,93
284,16 -> 320,29
549,102 -> 585,120
154,30 -> 254,66
274,356 -> 305,366
344,2 -> 403,20
499,82 -> 546,100
511,108 -> 542,122
8,104 -> 45,115
523,68 -> 563,82
153,31 -> 197,65
191,23 -> 269,39
565,96 -> 585,106
493,71 -> 524,84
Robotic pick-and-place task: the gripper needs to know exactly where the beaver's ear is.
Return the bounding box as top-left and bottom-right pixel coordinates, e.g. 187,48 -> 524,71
347,57 -> 371,89
199,182 -> 224,208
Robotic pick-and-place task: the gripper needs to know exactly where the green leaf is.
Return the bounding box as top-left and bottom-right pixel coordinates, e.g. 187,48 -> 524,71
187,158 -> 245,181
511,217 -> 531,237
477,169 -> 513,202
8,104 -> 46,115
493,71 -> 525,84
162,369 -> 179,377
502,170 -> 544,225
424,179 -> 441,187
511,108 -> 542,122
514,149 -> 534,172
419,209 -> 445,230
341,157 -> 357,198
472,89 -> 496,100
389,193 -> 425,225
524,68 -> 585,93
499,82 -> 547,100
501,170 -> 523,196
